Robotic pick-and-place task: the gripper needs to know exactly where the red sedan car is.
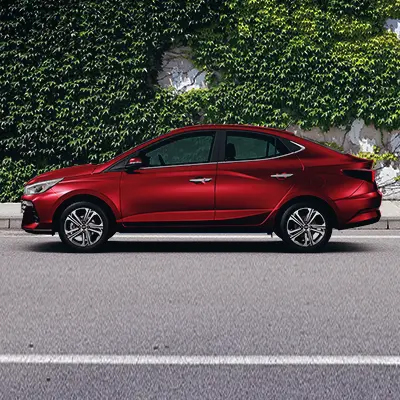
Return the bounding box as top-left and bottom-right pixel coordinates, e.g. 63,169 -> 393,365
21,124 -> 382,252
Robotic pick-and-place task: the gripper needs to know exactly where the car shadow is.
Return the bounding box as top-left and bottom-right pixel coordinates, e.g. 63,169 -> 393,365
27,240 -> 372,254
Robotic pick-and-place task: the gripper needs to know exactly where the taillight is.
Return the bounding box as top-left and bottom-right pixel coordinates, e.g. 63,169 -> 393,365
342,169 -> 375,183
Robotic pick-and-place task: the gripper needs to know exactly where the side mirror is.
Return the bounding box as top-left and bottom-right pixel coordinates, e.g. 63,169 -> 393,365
125,157 -> 143,171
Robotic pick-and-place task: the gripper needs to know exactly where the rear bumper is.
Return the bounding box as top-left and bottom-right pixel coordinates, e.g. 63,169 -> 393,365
339,209 -> 381,230
335,190 -> 382,230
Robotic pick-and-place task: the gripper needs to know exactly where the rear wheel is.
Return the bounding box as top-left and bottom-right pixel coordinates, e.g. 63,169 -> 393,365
273,227 -> 283,239
59,201 -> 110,252
279,202 -> 332,252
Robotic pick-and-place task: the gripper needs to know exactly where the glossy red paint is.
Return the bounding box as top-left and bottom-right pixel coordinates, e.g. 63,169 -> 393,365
22,171 -> 122,231
21,124 -> 382,236
215,153 -> 303,224
120,163 -> 217,223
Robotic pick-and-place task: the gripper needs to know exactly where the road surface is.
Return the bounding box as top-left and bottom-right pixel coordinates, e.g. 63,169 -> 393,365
1,230 -> 400,399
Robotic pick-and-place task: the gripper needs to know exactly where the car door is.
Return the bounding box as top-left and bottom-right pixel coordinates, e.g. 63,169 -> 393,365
120,131 -> 217,225
215,130 -> 304,225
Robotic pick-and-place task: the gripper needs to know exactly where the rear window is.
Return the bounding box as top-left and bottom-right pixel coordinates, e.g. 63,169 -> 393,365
279,137 -> 304,153
225,131 -> 290,161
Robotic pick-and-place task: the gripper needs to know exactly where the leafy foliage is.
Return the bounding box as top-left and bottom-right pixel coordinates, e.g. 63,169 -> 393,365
1,0 -> 400,200
192,0 -> 400,130
357,145 -> 398,165
322,142 -> 344,152
0,0 -> 219,199
0,157 -> 58,202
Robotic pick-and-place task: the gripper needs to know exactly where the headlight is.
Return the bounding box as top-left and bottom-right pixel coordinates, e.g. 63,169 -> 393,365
23,178 -> 63,195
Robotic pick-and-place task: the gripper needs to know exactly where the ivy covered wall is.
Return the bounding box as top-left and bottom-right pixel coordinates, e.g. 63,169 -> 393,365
1,0 -> 400,201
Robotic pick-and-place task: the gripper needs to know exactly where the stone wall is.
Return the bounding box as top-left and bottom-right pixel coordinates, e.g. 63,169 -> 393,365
157,47 -> 207,92
386,19 -> 400,38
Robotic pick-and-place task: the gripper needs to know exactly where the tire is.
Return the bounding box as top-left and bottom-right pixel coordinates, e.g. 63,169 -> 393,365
273,226 -> 283,239
107,228 -> 116,239
59,201 -> 110,252
279,202 -> 332,253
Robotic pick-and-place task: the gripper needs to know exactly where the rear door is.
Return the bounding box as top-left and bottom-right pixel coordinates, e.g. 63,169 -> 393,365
215,130 -> 304,225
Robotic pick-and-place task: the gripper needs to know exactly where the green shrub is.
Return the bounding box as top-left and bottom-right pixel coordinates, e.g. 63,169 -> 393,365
322,142 -> 345,152
356,145 -> 398,166
1,0 -> 400,200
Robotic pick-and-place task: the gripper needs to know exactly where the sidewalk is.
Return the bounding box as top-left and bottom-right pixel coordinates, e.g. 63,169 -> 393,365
1,201 -> 400,230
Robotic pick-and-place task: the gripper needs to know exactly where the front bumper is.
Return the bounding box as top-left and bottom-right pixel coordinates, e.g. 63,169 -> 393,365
21,192 -> 59,234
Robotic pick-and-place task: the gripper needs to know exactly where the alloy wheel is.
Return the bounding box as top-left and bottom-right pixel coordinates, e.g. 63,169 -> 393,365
286,207 -> 327,247
63,207 -> 104,247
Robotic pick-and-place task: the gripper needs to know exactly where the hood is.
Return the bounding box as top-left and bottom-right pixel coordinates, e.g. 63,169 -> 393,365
27,164 -> 97,185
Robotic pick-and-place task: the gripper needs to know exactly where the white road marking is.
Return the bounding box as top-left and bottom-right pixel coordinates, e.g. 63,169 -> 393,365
110,234 -> 397,240
1,233 -> 400,239
334,235 -> 400,239
1,354 -> 400,365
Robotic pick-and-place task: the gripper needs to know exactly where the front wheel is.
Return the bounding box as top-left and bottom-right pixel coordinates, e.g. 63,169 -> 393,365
59,201 -> 110,252
279,202 -> 332,252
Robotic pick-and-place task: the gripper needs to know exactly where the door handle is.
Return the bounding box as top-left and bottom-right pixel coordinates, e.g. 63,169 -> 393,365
271,173 -> 293,179
189,177 -> 212,184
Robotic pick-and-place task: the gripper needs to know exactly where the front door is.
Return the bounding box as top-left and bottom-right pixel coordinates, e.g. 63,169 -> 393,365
215,130 -> 304,225
120,131 -> 217,225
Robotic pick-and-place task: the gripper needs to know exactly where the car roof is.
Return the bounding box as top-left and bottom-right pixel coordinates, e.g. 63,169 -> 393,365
169,124 -> 295,137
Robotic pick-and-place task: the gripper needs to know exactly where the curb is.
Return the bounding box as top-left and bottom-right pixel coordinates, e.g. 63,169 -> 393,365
1,217 -> 400,230
356,218 -> 400,230
0,218 -> 23,230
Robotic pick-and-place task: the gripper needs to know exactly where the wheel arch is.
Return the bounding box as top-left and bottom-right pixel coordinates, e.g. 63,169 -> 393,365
52,194 -> 117,233
273,195 -> 338,230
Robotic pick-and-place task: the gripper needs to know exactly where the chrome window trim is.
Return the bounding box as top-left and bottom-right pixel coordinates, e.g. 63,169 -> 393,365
110,135 -> 305,171
218,141 -> 305,164
140,162 -> 218,170
135,141 -> 305,169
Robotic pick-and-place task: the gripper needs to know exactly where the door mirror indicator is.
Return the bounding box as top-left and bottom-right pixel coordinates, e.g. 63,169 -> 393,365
125,157 -> 143,171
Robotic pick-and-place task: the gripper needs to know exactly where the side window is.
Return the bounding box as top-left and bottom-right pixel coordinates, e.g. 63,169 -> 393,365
225,131 -> 290,162
140,133 -> 215,167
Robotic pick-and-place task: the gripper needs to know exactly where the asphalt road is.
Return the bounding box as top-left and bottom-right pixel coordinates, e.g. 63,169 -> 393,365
1,230 -> 400,399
